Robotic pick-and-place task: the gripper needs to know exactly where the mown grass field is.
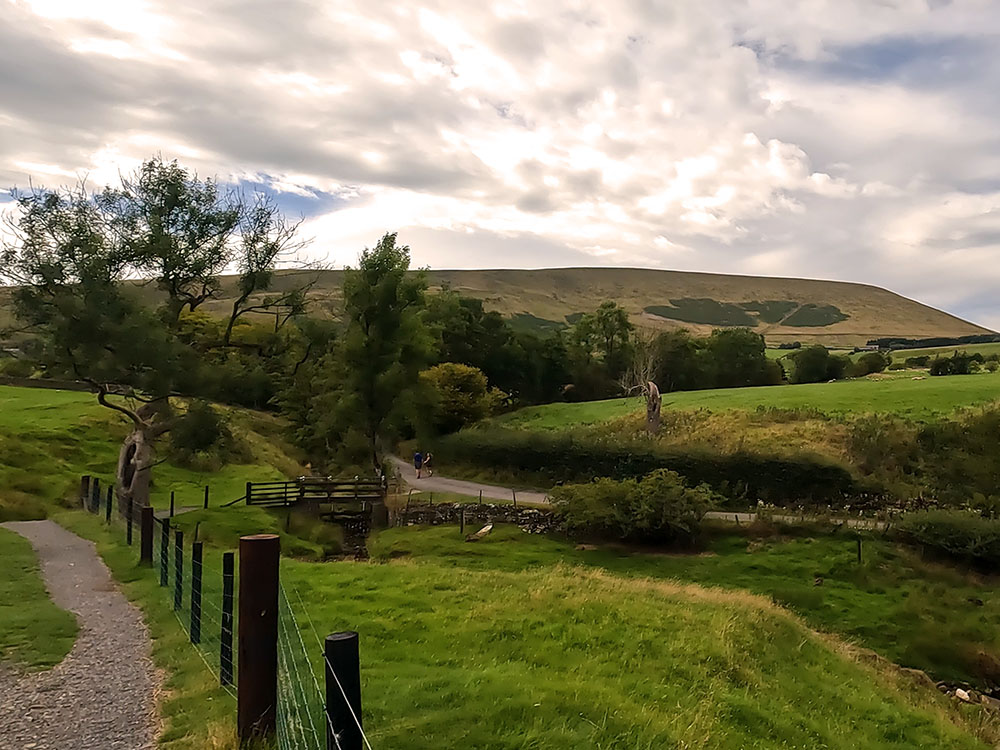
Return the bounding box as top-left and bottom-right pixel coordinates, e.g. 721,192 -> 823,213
0,526 -> 78,670
499,371 -> 1000,430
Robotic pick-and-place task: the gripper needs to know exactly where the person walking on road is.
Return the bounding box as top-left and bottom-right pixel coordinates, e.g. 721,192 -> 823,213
413,450 -> 424,479
424,451 -> 434,477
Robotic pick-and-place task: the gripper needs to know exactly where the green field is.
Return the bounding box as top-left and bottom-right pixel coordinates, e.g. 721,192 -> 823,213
499,372 -> 1000,430
0,526 -> 78,671
281,529 -> 993,750
0,385 -> 292,521
889,342 -> 1000,360
4,383 -> 1000,748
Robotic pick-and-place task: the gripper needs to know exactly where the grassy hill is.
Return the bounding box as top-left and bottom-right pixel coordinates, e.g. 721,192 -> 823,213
499,371 -> 1000,430
6,267 -> 986,348
214,267 -> 990,346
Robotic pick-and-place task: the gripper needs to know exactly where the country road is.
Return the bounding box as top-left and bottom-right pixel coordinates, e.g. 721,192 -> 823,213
387,456 -> 889,530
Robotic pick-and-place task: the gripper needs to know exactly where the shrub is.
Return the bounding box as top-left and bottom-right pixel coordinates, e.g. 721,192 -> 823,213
550,469 -> 713,545
169,400 -> 244,469
987,360 -> 999,373
420,363 -> 506,434
895,510 -> 1000,567
850,351 -> 890,377
433,428 -> 859,504
930,352 -> 975,376
0,357 -> 36,377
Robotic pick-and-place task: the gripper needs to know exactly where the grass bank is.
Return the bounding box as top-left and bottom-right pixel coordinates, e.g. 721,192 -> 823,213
499,371 -> 1000,430
0,526 -> 78,671
281,537 -> 995,749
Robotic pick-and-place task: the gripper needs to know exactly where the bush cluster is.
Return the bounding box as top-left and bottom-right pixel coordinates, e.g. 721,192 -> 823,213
550,469 -> 713,545
895,510 -> 1000,567
433,428 -> 859,504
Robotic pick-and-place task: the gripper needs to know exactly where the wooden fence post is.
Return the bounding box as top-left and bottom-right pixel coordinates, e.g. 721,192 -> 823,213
126,499 -> 133,546
170,491 -> 175,518
90,477 -> 100,513
221,552 -> 235,687
857,537 -> 863,564
325,631 -> 363,750
160,519 -> 170,587
238,534 -> 279,743
80,475 -> 91,508
105,486 -> 113,524
204,485 -> 210,510
191,541 -> 203,645
140,506 -> 154,566
174,530 -> 184,611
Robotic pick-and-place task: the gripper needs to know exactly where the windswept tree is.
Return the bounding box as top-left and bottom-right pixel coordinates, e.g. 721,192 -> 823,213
1,157 -> 310,509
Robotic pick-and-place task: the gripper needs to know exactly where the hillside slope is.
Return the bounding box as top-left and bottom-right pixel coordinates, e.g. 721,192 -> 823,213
1,267 -> 990,347
196,267 -> 992,347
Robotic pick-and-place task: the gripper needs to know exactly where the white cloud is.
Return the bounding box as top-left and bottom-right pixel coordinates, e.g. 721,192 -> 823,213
1,0 -> 999,326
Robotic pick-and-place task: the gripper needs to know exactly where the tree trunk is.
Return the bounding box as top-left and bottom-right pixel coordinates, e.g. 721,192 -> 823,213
646,381 -> 661,434
116,426 -> 154,513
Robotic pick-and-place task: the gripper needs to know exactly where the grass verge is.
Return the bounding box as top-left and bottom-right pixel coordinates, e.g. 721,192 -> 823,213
0,526 -> 78,670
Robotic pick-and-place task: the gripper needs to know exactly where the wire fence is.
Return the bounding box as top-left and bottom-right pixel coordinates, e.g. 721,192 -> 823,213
80,476 -> 371,750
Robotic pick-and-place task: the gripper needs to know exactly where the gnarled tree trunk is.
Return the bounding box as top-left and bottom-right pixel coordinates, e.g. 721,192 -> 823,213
646,381 -> 661,434
116,426 -> 154,512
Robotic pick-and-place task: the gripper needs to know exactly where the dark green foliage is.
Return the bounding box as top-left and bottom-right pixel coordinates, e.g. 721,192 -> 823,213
423,291 -> 570,404
905,355 -> 931,367
566,301 -> 635,399
550,469 -> 713,545
895,511 -> 1000,568
703,328 -> 783,388
507,313 -> 566,336
739,300 -> 799,323
303,233 -> 431,470
434,428 -> 859,504
564,312 -> 586,325
644,299 -> 757,327
917,407 -> 1000,503
930,352 -> 977,376
789,345 -> 846,384
782,304 -> 849,327
871,334 -> 1000,349
168,400 -> 246,470
651,328 -> 782,392
850,351 -> 891,377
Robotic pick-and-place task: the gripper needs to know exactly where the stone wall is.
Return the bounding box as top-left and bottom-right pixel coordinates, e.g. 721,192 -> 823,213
393,502 -> 563,534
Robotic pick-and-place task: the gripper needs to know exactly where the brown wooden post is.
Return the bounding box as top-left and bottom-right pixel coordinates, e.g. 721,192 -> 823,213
139,506 -> 154,566
238,534 -> 280,743
204,485 -> 210,510
325,631 -> 363,750
80,475 -> 91,507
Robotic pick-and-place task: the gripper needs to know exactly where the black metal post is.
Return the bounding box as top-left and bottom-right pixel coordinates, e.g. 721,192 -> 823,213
245,481 -> 252,505
191,541 -> 203,644
512,488 -> 517,507
174,530 -> 184,610
105,485 -> 113,524
325,631 -> 363,750
237,534 -> 279,742
160,519 -> 170,586
221,552 -> 235,687
460,507 -> 465,536
126,499 -> 134,546
170,491 -> 175,518
140,506 -> 154,566
204,485 -> 210,510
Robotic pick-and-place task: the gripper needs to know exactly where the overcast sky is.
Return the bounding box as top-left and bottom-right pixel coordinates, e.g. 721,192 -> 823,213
3,1 -> 1000,328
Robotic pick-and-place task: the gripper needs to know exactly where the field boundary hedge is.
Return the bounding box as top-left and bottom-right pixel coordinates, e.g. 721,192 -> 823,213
433,429 -> 865,505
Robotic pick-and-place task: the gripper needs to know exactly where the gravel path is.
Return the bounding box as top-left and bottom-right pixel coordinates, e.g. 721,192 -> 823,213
0,520 -> 159,750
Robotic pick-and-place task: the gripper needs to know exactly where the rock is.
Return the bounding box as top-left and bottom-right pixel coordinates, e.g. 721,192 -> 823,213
955,688 -> 973,703
981,695 -> 1000,711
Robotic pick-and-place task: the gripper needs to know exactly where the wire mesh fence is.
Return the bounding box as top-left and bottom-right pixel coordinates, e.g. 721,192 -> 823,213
80,476 -> 371,749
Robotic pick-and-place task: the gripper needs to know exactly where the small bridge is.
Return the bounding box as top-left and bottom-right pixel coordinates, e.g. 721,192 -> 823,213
227,477 -> 389,530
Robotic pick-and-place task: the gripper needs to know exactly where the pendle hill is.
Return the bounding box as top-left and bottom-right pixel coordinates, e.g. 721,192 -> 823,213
2,267 -> 992,347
